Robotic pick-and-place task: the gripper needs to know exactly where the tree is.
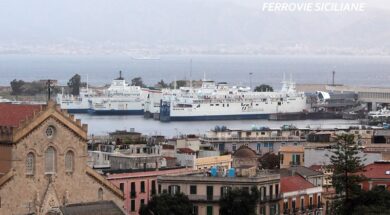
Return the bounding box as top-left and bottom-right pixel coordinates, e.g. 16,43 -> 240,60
140,192 -> 193,215
131,77 -> 146,87
156,80 -> 169,89
10,79 -> 25,95
254,84 -> 273,92
169,80 -> 187,89
349,187 -> 390,214
259,153 -> 280,169
219,186 -> 259,215
327,134 -> 366,215
67,74 -> 81,96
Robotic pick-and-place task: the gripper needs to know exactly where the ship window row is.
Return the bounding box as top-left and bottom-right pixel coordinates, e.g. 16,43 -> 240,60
359,92 -> 390,99
209,104 -> 230,107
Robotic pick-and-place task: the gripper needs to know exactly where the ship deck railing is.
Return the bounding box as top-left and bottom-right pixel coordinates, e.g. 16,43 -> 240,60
199,136 -> 304,143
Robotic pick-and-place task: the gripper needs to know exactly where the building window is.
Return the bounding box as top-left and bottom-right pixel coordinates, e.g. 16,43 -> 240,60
98,188 -> 103,200
158,184 -> 162,194
206,186 -> 213,201
151,180 -> 156,195
190,185 -> 197,195
317,195 -> 322,208
275,184 -> 279,196
131,182 -> 136,198
292,199 -> 296,209
119,183 -> 124,192
193,205 -> 199,215
232,144 -> 237,151
283,201 -> 288,210
131,199 -> 135,211
169,185 -> 180,195
309,196 -> 313,208
206,205 -> 213,215
140,199 -> 145,206
220,186 -> 230,198
260,206 -> 266,215
45,147 -> 56,174
280,153 -> 284,165
301,197 -> 304,210
65,150 -> 74,173
26,152 -> 35,175
141,181 -> 145,193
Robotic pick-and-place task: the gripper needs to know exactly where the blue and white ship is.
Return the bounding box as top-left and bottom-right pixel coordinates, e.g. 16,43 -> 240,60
159,79 -> 307,122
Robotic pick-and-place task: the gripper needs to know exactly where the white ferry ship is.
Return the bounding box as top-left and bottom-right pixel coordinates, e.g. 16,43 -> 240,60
56,88 -> 94,113
159,79 -> 307,122
88,72 -> 146,115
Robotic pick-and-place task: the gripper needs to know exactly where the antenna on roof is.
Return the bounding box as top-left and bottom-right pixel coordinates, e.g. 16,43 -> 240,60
190,59 -> 193,89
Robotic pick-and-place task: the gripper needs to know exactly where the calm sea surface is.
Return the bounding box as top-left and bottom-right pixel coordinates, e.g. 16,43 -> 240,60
1,54 -> 390,87
1,54 -> 386,136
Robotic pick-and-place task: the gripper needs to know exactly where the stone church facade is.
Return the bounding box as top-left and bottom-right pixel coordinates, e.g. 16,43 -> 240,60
0,102 -> 124,215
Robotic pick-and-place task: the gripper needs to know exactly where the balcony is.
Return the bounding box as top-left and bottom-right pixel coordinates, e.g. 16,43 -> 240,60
187,195 -> 220,202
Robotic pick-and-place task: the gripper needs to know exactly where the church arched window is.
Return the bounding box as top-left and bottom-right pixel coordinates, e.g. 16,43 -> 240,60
45,147 -> 56,174
98,188 -> 103,200
26,152 -> 35,175
65,150 -> 74,173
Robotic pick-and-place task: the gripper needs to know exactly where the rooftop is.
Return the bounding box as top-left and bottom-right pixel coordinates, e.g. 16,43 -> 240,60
59,201 -> 124,215
361,161 -> 390,179
281,175 -> 315,193
0,103 -> 42,127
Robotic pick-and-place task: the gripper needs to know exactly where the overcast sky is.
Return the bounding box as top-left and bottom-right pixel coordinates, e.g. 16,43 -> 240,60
0,0 -> 389,53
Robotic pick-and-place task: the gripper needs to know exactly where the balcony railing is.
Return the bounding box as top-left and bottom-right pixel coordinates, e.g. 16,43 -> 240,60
187,195 -> 221,202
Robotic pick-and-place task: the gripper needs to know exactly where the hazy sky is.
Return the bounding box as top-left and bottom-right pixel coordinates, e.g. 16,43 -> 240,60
1,0 -> 390,53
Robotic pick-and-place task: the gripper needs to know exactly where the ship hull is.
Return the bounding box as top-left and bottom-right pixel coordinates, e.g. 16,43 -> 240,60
65,108 -> 90,114
88,109 -> 144,115
162,113 -> 271,122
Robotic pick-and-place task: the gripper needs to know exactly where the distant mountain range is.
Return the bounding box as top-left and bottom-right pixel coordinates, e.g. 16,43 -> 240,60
0,0 -> 389,55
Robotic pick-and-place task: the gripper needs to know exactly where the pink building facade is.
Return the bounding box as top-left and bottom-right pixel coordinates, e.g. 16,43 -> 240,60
107,167 -> 193,215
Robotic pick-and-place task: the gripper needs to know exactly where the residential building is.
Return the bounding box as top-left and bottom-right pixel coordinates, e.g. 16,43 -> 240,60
106,167 -> 193,215
359,161 -> 390,191
158,171 -> 281,215
279,146 -> 305,168
280,175 -> 323,215
200,127 -> 306,155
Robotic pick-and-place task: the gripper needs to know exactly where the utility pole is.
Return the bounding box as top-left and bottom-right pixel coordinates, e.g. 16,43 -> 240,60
249,72 -> 253,90
332,70 -> 336,86
46,79 -> 54,102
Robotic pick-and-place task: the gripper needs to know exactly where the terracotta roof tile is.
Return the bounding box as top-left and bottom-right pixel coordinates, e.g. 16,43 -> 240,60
281,175 -> 315,193
177,148 -> 195,154
361,162 -> 390,179
0,103 -> 42,127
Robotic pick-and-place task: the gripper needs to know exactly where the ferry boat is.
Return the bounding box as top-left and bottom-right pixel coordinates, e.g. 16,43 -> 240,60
159,79 -> 308,122
88,73 -> 146,115
56,88 -> 94,113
